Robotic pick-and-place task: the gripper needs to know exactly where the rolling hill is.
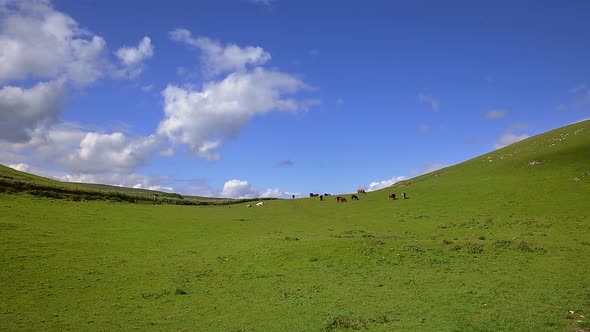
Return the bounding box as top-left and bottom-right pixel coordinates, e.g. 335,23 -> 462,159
0,163 -> 270,205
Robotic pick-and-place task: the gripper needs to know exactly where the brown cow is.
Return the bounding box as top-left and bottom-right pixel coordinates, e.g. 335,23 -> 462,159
357,188 -> 367,194
389,193 -> 396,200
336,196 -> 347,203
351,195 -> 359,200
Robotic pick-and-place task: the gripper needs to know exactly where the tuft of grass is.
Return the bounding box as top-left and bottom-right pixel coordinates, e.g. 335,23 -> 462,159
174,288 -> 187,295
464,242 -> 484,254
493,239 -> 513,248
403,244 -> 424,252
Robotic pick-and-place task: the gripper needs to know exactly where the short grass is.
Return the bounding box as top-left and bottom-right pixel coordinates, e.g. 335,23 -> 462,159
1,120 -> 589,331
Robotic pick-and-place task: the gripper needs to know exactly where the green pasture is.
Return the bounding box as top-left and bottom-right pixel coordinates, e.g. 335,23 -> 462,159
1,121 -> 589,331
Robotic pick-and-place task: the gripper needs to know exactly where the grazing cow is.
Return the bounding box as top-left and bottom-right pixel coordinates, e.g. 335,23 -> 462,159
389,193 -> 396,200
246,204 -> 252,208
256,201 -> 265,206
324,193 -> 331,196
357,188 -> 367,194
320,195 -> 324,201
351,195 -> 359,200
336,196 -> 347,203
310,193 -> 319,197
402,192 -> 409,199
292,195 -> 295,199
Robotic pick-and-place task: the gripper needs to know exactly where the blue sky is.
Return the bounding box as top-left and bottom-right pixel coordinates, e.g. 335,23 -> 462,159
1,0 -> 589,198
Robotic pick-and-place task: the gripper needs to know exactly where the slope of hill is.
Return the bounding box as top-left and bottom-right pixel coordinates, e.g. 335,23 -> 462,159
378,120 -> 589,213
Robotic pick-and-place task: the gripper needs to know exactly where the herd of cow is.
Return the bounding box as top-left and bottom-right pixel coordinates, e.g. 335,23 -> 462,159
308,188 -> 409,203
248,188 -> 410,208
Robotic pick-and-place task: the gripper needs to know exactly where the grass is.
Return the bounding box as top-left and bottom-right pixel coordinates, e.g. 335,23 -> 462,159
0,120 -> 589,330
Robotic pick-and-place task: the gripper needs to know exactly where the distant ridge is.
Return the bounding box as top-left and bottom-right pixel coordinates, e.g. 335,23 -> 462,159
0,164 -> 275,205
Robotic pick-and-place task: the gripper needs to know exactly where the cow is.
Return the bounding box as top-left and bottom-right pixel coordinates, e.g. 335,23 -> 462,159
256,201 -> 265,206
320,195 -> 324,201
389,193 -> 396,200
357,188 -> 367,194
310,193 -> 319,197
351,195 -> 359,200
324,193 -> 331,196
402,192 -> 409,199
336,196 -> 347,203
246,204 -> 252,208
292,195 -> 295,199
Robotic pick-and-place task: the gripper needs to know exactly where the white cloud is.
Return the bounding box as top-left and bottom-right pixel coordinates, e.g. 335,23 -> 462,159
157,67 -> 306,159
132,183 -> 173,192
485,109 -> 508,119
58,172 -> 173,192
8,162 -> 30,172
221,179 -> 259,198
170,28 -> 271,76
418,93 -> 440,111
367,176 -> 408,192
57,132 -> 160,174
220,179 -> 288,198
0,80 -> 66,142
494,132 -> 529,149
11,124 -> 161,174
114,36 -> 154,78
0,0 -> 107,85
556,104 -> 568,112
115,36 -> 153,66
141,84 -> 154,92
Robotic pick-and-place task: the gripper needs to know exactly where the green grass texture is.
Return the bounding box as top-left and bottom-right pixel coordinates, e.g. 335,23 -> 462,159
1,120 -> 589,331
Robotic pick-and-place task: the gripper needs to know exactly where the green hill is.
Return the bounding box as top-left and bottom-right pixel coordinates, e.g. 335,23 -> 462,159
1,120 -> 588,331
376,119 -> 590,217
0,164 -> 269,205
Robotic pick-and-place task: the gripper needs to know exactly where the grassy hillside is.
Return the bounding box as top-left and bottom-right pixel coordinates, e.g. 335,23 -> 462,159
0,120 -> 588,331
0,164 -> 268,205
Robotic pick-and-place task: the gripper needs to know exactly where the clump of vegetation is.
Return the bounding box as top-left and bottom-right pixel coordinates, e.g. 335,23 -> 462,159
174,288 -> 187,295
323,314 -> 390,331
324,315 -> 368,331
403,244 -> 424,252
493,239 -> 546,253
464,242 -> 484,254
493,239 -> 513,248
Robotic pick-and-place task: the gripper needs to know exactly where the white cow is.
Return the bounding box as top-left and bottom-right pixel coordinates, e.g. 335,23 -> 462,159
246,204 -> 252,208
256,201 -> 265,206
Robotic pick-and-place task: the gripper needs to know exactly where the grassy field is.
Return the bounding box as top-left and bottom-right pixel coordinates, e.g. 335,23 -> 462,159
1,120 -> 589,331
